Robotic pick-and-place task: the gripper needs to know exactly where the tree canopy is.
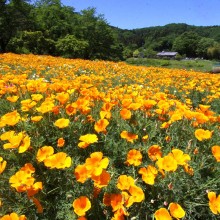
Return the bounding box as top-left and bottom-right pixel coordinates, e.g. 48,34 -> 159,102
0,1 -> 220,60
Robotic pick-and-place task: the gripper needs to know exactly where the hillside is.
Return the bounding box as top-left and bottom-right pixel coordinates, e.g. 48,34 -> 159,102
114,23 -> 220,59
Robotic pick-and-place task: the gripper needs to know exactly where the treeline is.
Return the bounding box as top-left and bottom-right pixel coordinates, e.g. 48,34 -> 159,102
0,0 -> 123,60
118,23 -> 220,60
1,0 -> 220,60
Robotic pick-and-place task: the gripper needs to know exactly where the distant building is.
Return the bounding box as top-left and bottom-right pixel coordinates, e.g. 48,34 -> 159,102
157,51 -> 178,59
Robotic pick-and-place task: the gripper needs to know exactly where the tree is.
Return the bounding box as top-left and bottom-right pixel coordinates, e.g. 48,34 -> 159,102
196,37 -> 216,58
0,0 -> 34,52
207,44 -> 220,60
33,0 -> 77,40
56,35 -> 89,58
76,8 -> 118,60
172,31 -> 201,57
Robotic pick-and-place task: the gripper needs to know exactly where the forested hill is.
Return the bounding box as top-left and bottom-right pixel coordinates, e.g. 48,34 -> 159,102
115,23 -> 220,59
1,0 -> 220,60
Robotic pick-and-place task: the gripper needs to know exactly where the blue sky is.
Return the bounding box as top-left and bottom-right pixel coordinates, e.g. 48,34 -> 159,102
61,0 -> 220,29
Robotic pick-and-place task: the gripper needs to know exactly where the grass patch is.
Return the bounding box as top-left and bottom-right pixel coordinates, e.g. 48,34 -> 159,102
126,58 -> 214,72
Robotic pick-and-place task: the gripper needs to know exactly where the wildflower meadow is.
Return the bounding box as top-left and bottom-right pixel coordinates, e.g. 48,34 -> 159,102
0,53 -> 219,220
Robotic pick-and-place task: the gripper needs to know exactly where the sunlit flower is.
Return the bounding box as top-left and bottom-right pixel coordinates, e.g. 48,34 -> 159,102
57,137 -> 65,147
120,131 -> 138,143
117,175 -> 135,191
125,149 -> 142,166
1,110 -> 21,126
139,165 -> 158,185
169,202 -> 185,218
0,212 -> 27,220
74,164 -> 91,183
6,95 -> 19,102
170,149 -> 191,165
154,208 -> 172,220
120,108 -> 132,120
91,169 -> 111,188
73,196 -> 91,216
44,152 -> 71,169
0,157 -> 7,174
208,191 -> 220,214
195,129 -> 212,141
156,154 -> 178,172
148,145 -> 162,161
31,116 -> 43,122
94,118 -> 109,133
56,92 -> 69,104
109,194 -> 124,212
85,152 -> 109,176
211,145 -> 220,162
128,185 -> 145,203
54,118 -> 70,128
78,134 -> 98,148
36,146 -> 54,162
31,94 -> 43,101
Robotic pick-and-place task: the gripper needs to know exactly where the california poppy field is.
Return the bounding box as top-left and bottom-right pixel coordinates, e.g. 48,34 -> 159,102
0,53 -> 219,220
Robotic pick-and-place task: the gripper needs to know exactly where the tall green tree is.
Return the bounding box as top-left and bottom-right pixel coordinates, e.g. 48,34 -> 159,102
196,37 -> 216,58
77,8 -> 119,59
172,31 -> 201,57
0,0 -> 34,52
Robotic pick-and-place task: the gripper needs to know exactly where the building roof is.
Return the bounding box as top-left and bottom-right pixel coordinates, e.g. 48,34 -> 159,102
157,51 -> 178,56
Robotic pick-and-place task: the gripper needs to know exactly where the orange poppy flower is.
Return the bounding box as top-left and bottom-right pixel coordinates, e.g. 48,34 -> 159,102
6,95 -> 19,103
169,202 -> 185,218
128,185 -> 145,203
110,194 -> 124,212
9,170 -> 35,192
120,108 -> 132,120
2,132 -> 23,150
120,131 -> 138,143
148,145 -> 162,161
31,94 -> 43,102
31,116 -> 43,122
125,149 -> 142,166
36,146 -> 54,162
1,110 -> 21,126
36,100 -> 54,114
57,137 -> 65,147
54,118 -> 70,128
19,134 -> 31,153
117,175 -> 135,191
44,152 -> 71,169
94,119 -> 109,133
195,129 -> 212,141
20,163 -> 35,175
139,165 -> 158,185
154,208 -> 172,220
91,169 -> 111,188
56,92 -> 69,104
211,145 -> 220,162
0,157 -> 7,174
156,154 -> 178,172
170,149 -> 191,165
208,191 -> 220,214
27,181 -> 43,197
85,152 -> 109,176
73,196 -> 91,216
0,212 -> 27,220
66,103 -> 77,115
77,217 -> 87,220
78,134 -> 98,148
74,164 -> 91,183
